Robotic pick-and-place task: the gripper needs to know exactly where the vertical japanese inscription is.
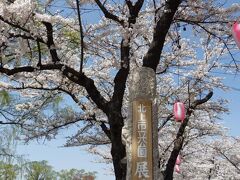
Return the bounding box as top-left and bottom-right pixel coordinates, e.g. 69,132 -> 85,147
132,100 -> 153,180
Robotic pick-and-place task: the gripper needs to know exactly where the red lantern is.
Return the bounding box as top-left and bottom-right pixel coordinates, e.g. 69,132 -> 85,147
232,22 -> 240,49
175,165 -> 180,173
174,102 -> 185,122
176,155 -> 181,165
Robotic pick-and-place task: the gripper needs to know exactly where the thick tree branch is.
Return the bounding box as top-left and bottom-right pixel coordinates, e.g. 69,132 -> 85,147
94,0 -> 124,25
0,16 -> 61,64
42,21 -> 60,63
191,91 -> 213,108
125,0 -> 144,24
8,33 -> 45,44
108,38 -> 129,179
111,40 -> 130,109
0,15 -> 30,33
158,114 -> 173,132
111,0 -> 144,110
164,91 -> 213,180
37,41 -> 42,66
143,0 -> 182,71
0,64 -> 109,114
100,121 -> 111,140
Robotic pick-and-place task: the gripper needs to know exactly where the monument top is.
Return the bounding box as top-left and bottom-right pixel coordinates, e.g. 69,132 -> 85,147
129,67 -> 156,101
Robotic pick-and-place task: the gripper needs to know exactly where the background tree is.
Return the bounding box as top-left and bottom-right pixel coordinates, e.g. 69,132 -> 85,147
58,168 -> 97,180
0,159 -> 97,180
0,161 -> 18,180
24,160 -> 57,180
0,0 -> 240,179
0,127 -> 17,163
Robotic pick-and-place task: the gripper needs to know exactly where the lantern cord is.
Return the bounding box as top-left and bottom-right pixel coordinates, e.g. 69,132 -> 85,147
76,0 -> 84,74
176,57 -> 180,102
175,23 -> 180,89
188,80 -> 190,107
178,57 -> 180,87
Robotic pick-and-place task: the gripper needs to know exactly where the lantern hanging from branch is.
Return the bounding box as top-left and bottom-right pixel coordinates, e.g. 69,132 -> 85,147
176,155 -> 181,165
175,165 -> 180,173
173,102 -> 185,122
232,22 -> 240,49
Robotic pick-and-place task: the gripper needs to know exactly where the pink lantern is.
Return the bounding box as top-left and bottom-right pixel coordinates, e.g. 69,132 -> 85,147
174,102 -> 185,122
176,155 -> 181,165
175,165 -> 180,173
232,22 -> 240,49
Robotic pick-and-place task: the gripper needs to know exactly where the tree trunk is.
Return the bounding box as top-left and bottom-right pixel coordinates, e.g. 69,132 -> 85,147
164,137 -> 184,180
108,106 -> 127,180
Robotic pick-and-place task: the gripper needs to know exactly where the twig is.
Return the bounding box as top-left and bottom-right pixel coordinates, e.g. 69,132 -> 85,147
76,0 -> 84,73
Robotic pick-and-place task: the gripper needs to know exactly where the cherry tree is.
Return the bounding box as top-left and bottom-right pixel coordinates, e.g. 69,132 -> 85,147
0,0 -> 240,179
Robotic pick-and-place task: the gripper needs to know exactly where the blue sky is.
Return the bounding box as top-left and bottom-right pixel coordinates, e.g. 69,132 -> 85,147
217,76 -> 240,137
17,139 -> 114,180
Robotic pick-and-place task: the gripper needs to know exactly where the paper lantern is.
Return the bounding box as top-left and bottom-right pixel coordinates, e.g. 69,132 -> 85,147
174,102 -> 185,122
175,165 -> 180,173
176,155 -> 181,165
232,22 -> 240,49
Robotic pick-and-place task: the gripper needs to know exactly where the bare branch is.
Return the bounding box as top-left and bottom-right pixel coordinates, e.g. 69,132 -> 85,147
37,41 -> 42,67
0,120 -> 23,126
217,150 -> 240,173
75,0 -> 84,73
94,0 -> 124,25
26,116 -> 95,141
176,18 -> 239,70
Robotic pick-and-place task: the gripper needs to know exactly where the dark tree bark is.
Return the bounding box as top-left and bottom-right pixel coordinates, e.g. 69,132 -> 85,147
143,0 -> 182,72
42,22 -> 60,63
107,105 -> 126,180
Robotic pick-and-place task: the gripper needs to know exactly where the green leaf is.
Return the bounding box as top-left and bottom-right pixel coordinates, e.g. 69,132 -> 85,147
52,95 -> 63,110
0,90 -> 11,106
